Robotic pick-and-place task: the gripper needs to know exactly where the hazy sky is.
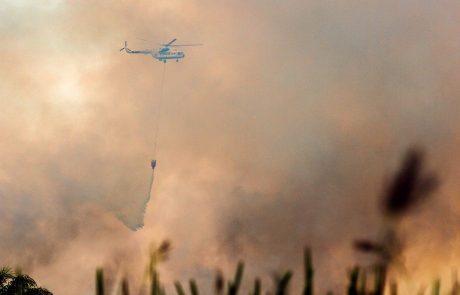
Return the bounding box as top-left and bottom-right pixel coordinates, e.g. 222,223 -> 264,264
1,0 -> 460,294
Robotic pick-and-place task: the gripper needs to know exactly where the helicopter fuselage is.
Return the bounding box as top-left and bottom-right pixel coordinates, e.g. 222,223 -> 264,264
153,48 -> 185,63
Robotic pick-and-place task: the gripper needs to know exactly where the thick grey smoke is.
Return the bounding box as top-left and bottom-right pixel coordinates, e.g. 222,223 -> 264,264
0,0 -> 460,294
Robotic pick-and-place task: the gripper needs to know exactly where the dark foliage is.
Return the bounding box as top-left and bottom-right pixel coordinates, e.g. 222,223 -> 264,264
173,282 -> 186,295
252,278 -> 261,295
346,267 -> 359,295
0,269 -> 52,295
96,268 -> 104,295
214,270 -> 224,295
353,240 -> 386,255
303,247 -> 313,295
227,262 -> 244,295
121,278 -> 130,295
274,271 -> 292,295
382,148 -> 439,217
189,279 -> 199,295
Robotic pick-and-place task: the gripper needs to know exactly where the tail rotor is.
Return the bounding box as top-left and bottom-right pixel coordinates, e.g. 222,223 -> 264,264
119,41 -> 127,52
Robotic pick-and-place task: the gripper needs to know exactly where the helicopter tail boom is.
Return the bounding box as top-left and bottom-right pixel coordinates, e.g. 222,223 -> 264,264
120,41 -> 152,55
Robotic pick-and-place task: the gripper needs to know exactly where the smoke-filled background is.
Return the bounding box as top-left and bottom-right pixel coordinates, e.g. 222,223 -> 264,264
1,0 -> 460,294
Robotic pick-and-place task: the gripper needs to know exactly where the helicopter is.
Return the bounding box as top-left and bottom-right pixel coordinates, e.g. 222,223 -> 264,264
119,38 -> 202,63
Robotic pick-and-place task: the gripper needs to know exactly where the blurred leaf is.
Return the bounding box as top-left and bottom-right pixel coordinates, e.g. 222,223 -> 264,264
382,148 -> 439,217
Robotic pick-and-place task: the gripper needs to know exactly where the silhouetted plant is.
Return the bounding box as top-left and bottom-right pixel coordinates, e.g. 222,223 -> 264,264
347,267 -> 359,295
431,279 -> 441,295
252,278 -> 261,295
358,270 -> 367,295
0,267 -> 14,291
189,279 -> 199,295
121,278 -> 130,295
274,271 -> 292,295
451,271 -> 460,295
151,270 -> 160,295
303,247 -> 314,295
227,262 -> 244,295
147,240 -> 172,280
373,265 -> 386,295
354,147 -> 439,295
382,148 -> 438,217
96,268 -> 104,295
389,281 -> 398,295
0,268 -> 52,295
214,270 -> 224,295
173,281 -> 186,295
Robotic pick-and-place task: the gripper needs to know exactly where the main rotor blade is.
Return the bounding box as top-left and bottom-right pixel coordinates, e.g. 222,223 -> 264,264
169,44 -> 203,47
165,38 -> 177,46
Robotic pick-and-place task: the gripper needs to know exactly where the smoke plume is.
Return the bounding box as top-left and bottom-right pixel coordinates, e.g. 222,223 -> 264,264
0,0 -> 460,294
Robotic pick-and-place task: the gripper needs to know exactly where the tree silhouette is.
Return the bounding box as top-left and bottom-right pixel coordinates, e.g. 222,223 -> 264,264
0,268 -> 52,295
